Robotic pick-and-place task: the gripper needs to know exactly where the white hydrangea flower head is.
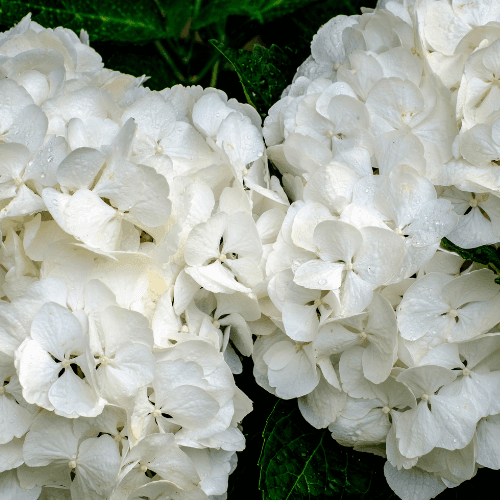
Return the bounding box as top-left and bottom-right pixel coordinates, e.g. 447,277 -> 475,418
0,12 -> 267,499
255,1 -> 500,499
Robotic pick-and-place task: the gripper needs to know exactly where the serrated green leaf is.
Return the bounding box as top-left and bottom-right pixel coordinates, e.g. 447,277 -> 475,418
210,39 -> 257,108
440,237 -> 500,283
209,40 -> 299,117
194,0 -> 317,30
258,400 -> 395,499
0,0 -> 166,42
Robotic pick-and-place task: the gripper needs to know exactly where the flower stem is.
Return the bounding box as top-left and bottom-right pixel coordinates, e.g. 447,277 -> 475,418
155,40 -> 186,83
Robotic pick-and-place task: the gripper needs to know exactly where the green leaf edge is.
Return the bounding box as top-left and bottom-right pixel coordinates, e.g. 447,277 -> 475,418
440,237 -> 500,283
209,39 -> 257,109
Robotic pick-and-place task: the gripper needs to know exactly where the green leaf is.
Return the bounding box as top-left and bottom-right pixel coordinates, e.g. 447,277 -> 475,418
0,0 -> 166,42
209,40 -> 300,117
154,0 -> 194,39
194,0 -> 318,30
258,400 -> 395,499
440,237 -> 500,283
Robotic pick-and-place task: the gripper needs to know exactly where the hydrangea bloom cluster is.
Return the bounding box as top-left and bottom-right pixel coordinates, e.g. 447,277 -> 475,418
0,13 -> 291,499
257,0 -> 500,498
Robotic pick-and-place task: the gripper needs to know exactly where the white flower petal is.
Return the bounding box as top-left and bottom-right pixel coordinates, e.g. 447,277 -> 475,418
395,401 -> 441,458
72,435 -> 120,499
384,462 -> 447,500
56,147 -> 106,190
293,259 -> 344,290
49,368 -> 102,418
162,385 -> 220,429
23,412 -> 77,466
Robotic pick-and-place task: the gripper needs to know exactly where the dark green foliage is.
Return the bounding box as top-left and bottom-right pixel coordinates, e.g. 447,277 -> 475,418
210,40 -> 300,117
441,237 -> 500,283
154,0 -> 194,39
258,400 -> 395,499
193,0 -> 318,28
0,0 -> 319,43
90,40 -> 179,91
0,0 -> 167,41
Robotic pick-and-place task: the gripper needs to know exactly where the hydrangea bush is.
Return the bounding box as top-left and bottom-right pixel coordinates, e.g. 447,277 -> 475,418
2,0 -> 500,499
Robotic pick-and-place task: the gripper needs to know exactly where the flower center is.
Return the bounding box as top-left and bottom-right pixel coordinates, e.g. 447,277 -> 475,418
218,253 -> 227,262
152,409 -> 162,419
382,405 -> 391,414
68,460 -> 76,469
180,324 -> 189,333
99,356 -> 110,366
212,320 -> 220,329
139,462 -> 148,473
400,110 -> 414,124
345,262 -> 353,271
61,358 -> 71,369
448,308 -> 458,318
421,393 -> 429,402
462,367 -> 471,376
